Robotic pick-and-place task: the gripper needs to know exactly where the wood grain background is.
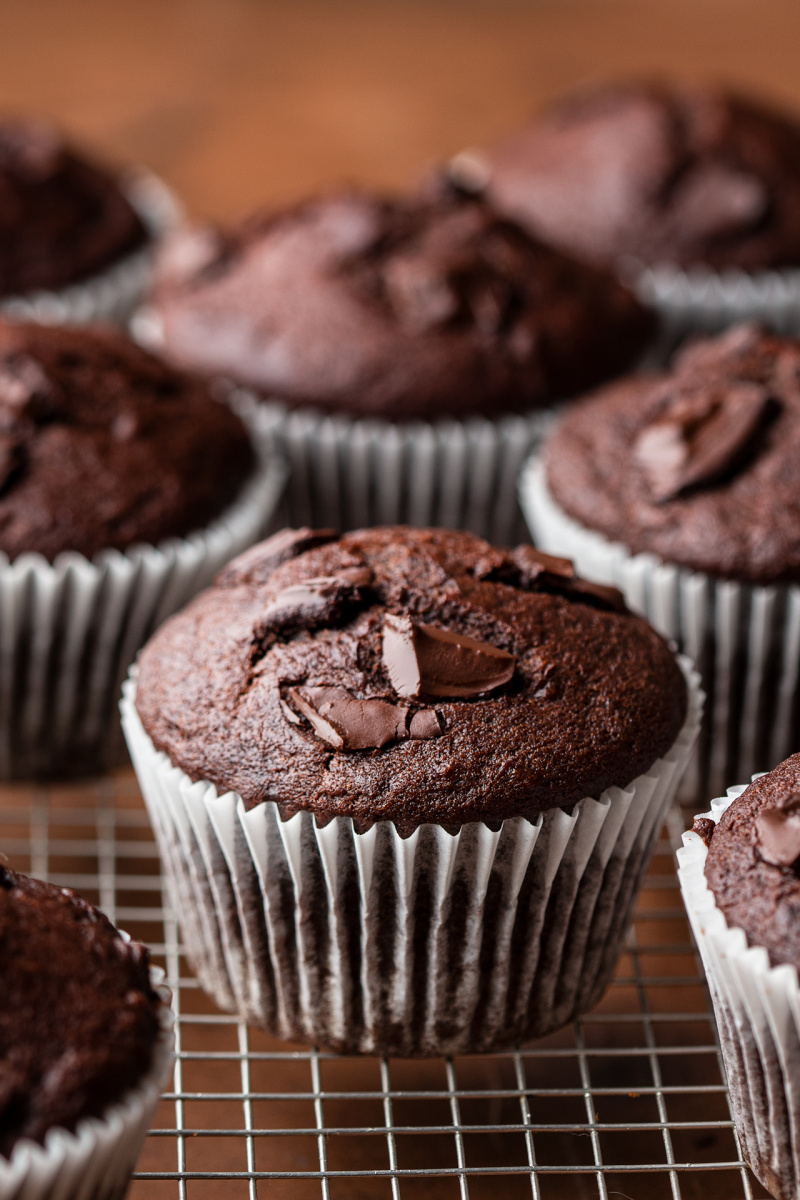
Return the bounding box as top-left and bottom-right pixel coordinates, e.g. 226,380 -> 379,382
0,0 -> 796,222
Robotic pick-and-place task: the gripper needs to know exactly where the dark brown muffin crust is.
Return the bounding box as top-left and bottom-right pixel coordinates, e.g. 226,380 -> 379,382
704,754 -> 800,971
135,526 -> 687,835
0,866 -> 161,1158
150,189 -> 654,421
545,324 -> 800,585
464,81 -> 800,271
0,320 -> 255,562
0,120 -> 147,296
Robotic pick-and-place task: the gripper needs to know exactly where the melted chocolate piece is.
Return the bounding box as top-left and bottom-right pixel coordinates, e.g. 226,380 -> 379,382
283,685 -> 443,750
634,383 -> 773,503
510,545 -> 575,587
502,546 -> 627,613
755,791 -> 800,867
262,567 -> 373,634
382,614 -> 515,698
692,816 -> 716,847
217,528 -> 339,588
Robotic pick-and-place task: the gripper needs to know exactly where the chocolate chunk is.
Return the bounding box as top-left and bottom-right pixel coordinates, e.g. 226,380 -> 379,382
562,576 -> 628,613
409,708 -> 444,739
634,383 -> 773,503
382,614 -> 515,698
286,686 -> 409,750
510,545 -> 575,587
0,356 -> 54,424
691,816 -> 716,847
755,802 -> 800,868
216,528 -> 339,588
262,567 -> 373,634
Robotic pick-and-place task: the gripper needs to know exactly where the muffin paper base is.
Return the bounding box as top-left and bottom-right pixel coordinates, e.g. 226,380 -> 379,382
121,658 -> 701,1056
520,457 -> 800,805
0,401 -> 286,779
0,969 -> 174,1200
635,263 -> 800,338
0,172 -> 181,328
255,400 -> 557,544
678,790 -> 800,1200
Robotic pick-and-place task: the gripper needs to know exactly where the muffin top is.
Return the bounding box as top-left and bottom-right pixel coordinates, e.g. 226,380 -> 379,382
0,320 -> 255,562
0,119 -> 147,296
701,754 -> 800,971
149,189 -> 654,421
135,526 -> 687,835
0,866 -> 161,1158
458,81 -> 800,271
545,324 -> 800,585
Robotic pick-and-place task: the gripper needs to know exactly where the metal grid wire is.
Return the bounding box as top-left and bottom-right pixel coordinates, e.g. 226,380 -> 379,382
0,773 -> 772,1200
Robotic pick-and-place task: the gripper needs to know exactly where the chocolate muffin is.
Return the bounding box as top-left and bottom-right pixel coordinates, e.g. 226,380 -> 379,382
126,525 -> 698,1053
149,188 -> 654,421
135,526 -> 687,832
0,865 -> 163,1158
0,319 -> 255,562
0,119 -> 147,297
544,323 -> 800,585
701,755 -> 800,969
679,761 -> 800,1200
458,80 -> 800,272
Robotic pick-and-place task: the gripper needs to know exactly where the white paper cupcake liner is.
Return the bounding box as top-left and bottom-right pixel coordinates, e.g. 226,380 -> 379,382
678,788 -> 800,1200
0,966 -> 174,1200
0,172 -> 181,329
0,400 -> 286,779
121,655 -> 701,1056
520,457 -> 800,805
634,263 -> 800,339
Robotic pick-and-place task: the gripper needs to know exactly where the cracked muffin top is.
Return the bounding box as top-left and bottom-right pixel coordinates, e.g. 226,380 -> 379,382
701,753 -> 800,970
0,119 -> 147,295
455,81 -> 800,271
135,526 -> 687,835
0,320 -> 255,562
544,323 -> 800,584
0,866 -> 162,1158
148,188 -> 654,421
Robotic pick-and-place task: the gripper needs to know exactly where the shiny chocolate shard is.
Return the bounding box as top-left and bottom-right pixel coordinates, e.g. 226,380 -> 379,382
755,790 -> 800,868
634,383 -> 773,503
283,685 -> 441,750
510,545 -> 575,588
755,806 -> 800,869
262,567 -> 373,634
382,613 -> 515,698
216,527 -> 339,588
504,546 -> 626,613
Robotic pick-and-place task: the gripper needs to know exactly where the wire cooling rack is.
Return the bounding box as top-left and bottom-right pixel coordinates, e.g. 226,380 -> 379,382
0,773 -> 771,1200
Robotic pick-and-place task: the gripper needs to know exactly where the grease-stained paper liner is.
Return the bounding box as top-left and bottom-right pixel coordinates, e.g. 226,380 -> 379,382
121,658 -> 701,1056
0,173 -> 181,329
678,790 -> 800,1200
521,457 -> 800,805
0,402 -> 285,779
0,969 -> 174,1200
131,307 -> 556,544
635,263 -> 800,340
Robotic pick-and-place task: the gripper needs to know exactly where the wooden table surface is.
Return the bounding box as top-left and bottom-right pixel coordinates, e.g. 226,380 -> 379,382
0,0 -> 797,222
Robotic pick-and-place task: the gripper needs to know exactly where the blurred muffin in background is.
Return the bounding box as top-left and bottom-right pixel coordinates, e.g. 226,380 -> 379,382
141,186 -> 654,536
450,81 -> 800,333
0,320 -> 282,778
0,118 -> 179,324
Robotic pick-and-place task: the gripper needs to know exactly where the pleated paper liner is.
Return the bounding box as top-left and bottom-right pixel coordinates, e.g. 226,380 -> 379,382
121,656 -> 701,1057
0,400 -> 286,779
636,262 -> 800,342
0,966 -> 174,1200
520,456 -> 800,806
0,172 -> 181,328
678,789 -> 800,1200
